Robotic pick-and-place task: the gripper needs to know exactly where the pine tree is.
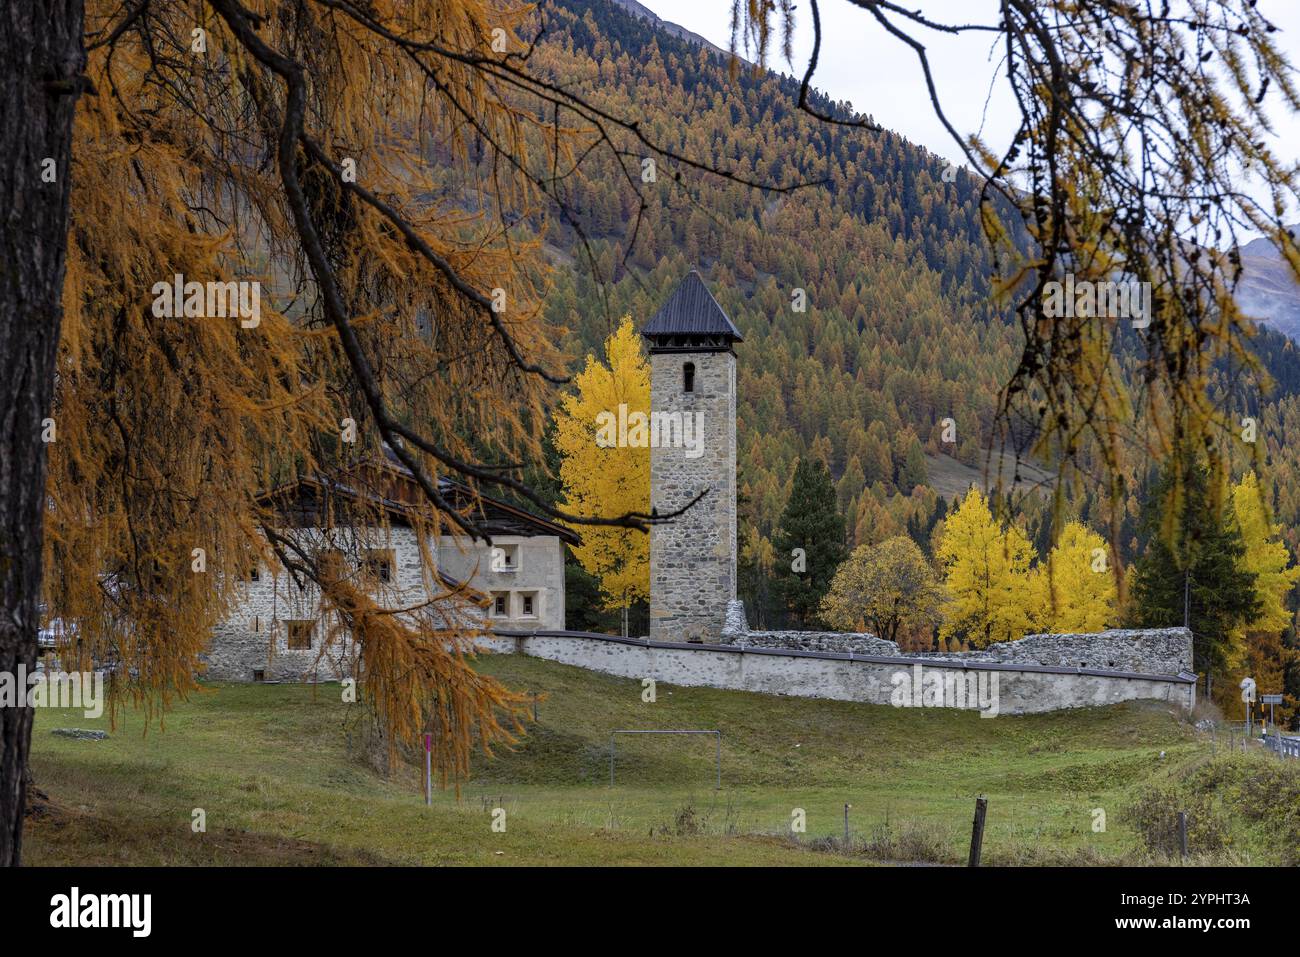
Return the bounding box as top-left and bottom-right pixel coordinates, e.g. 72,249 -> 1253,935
1130,461 -> 1260,678
896,428 -> 928,493
772,457 -> 847,627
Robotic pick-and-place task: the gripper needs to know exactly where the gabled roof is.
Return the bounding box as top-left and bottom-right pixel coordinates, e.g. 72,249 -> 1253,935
257,458 -> 581,546
640,270 -> 743,341
436,474 -> 582,546
370,452 -> 582,545
254,474 -> 477,595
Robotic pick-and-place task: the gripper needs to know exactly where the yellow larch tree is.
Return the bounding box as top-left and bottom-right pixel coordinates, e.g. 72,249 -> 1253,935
1039,521 -> 1117,633
553,318 -> 651,617
1230,472 -> 1300,715
1231,472 -> 1300,636
936,489 -> 1040,647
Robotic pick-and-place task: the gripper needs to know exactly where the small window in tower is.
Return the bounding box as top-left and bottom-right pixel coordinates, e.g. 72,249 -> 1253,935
683,362 -> 695,393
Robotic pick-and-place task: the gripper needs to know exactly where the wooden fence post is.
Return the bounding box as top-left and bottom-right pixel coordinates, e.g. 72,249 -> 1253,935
968,797 -> 988,867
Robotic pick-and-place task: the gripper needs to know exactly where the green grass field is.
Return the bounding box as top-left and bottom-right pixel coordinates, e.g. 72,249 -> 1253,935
22,653 -> 1295,865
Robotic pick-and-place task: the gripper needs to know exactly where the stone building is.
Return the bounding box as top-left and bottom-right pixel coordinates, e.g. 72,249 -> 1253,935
204,456 -> 577,682
642,271 -> 741,642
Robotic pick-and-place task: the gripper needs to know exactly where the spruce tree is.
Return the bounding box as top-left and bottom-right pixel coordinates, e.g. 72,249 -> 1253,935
773,457 -> 848,628
1130,460 -> 1260,677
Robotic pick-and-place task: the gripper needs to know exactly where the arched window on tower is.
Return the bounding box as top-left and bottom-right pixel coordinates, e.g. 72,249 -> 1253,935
683,362 -> 695,394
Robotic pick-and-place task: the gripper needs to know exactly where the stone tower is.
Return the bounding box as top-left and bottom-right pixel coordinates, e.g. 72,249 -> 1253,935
641,271 -> 741,642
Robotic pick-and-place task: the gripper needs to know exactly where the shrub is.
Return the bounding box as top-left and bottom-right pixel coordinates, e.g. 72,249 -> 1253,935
1126,784 -> 1227,856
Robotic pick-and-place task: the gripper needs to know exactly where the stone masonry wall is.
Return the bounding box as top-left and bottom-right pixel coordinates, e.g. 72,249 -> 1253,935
648,349 -> 737,643
910,628 -> 1194,676
481,631 -> 1197,715
724,630 -> 900,656
717,600 -> 1193,677
203,526 -> 437,682
205,528 -> 570,682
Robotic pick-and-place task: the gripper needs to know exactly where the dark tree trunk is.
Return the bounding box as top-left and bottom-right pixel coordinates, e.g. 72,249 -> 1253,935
0,0 -> 84,866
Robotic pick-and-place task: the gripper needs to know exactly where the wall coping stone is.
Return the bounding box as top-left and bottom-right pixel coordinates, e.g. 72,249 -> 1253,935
490,628 -> 1197,684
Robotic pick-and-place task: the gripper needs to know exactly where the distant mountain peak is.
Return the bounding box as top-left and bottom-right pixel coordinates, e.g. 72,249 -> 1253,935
606,0 -> 749,65
1236,225 -> 1300,340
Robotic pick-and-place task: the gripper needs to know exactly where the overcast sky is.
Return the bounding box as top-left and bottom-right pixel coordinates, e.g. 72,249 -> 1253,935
639,0 -> 1300,232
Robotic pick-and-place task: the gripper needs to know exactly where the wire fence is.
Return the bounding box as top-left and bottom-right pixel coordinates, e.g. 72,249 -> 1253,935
1203,719 -> 1300,759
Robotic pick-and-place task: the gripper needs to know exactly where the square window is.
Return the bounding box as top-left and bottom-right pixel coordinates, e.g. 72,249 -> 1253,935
491,544 -> 519,572
362,548 -> 394,583
317,547 -> 348,579
286,620 -> 315,650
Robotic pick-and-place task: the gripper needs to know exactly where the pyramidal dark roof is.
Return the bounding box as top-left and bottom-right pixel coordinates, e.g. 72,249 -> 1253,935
640,271 -> 743,341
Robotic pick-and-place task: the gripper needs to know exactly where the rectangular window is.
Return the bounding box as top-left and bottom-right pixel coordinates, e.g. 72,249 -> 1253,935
491,593 -> 510,618
362,548 -> 395,583
248,565 -> 260,582
317,547 -> 347,578
286,620 -> 315,650
491,544 -> 519,572
520,592 -> 537,618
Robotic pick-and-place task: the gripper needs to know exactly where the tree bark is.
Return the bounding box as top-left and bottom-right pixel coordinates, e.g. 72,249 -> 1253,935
0,0 -> 84,866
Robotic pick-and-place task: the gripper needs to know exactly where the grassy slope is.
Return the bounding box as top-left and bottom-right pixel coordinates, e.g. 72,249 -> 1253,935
22,653 -> 1272,866
924,451 -> 1056,501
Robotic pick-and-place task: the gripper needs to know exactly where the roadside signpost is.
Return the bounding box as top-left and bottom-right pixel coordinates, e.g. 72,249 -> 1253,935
1263,693 -> 1283,737
1241,677 -> 1257,738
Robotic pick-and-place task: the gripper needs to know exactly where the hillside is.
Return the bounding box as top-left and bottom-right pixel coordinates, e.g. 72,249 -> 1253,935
490,0 -> 1300,623
29,655 -> 1287,866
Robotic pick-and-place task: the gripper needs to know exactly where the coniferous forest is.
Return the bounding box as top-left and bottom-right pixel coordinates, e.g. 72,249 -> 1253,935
471,0 -> 1300,716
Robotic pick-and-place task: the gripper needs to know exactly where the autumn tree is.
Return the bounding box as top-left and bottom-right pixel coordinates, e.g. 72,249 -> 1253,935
1231,472 -> 1300,638
1040,522 -> 1118,633
739,0 -> 1300,525
821,535 -> 943,645
3,0 -> 740,865
772,457 -> 847,627
936,489 -> 1039,647
1230,471 -> 1300,719
5,0 -> 1299,867
552,318 -> 650,627
0,0 -> 85,862
738,524 -> 778,630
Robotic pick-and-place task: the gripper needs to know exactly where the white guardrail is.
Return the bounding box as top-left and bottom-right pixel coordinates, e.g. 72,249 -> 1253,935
1266,734 -> 1300,759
